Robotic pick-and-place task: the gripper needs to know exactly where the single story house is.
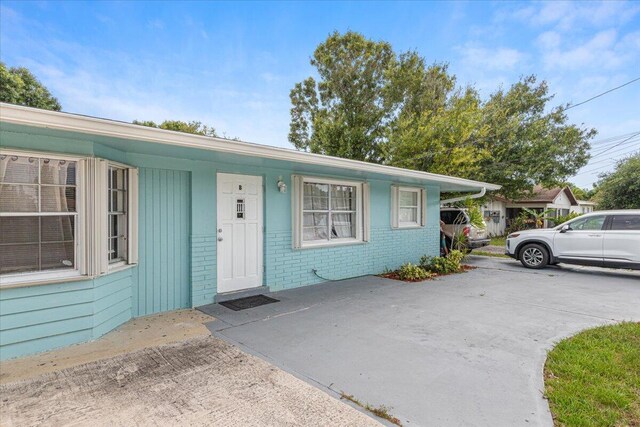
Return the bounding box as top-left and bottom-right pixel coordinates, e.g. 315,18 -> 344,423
571,199 -> 596,215
482,186 -> 579,236
0,103 -> 499,360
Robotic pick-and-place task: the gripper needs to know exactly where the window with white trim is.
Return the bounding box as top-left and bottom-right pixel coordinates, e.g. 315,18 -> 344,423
108,165 -> 128,263
292,176 -> 369,248
391,185 -> 426,229
0,154 -> 80,275
0,149 -> 139,286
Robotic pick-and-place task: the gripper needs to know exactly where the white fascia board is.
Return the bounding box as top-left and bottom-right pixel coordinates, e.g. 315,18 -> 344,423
0,103 -> 501,191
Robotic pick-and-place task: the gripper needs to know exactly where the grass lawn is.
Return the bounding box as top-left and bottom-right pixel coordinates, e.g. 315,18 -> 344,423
544,322 -> 640,427
489,236 -> 506,246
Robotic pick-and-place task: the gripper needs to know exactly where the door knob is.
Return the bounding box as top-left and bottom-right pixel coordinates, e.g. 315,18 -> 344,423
218,237 -> 223,242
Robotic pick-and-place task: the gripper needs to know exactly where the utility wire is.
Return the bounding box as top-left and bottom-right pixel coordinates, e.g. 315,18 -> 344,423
575,163 -> 619,176
589,139 -> 640,159
591,131 -> 640,157
590,132 -> 640,147
585,145 -> 640,166
564,77 -> 640,111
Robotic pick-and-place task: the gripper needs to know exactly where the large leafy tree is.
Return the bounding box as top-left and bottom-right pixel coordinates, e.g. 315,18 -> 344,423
289,32 -> 596,199
133,119 -> 218,137
0,62 -> 61,111
289,31 -> 396,162
592,153 -> 640,209
478,76 -> 595,198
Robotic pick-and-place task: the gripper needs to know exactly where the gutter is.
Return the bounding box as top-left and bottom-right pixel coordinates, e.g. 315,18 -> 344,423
440,187 -> 487,205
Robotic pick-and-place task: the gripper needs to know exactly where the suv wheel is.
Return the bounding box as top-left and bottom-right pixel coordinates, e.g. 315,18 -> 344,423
519,243 -> 549,269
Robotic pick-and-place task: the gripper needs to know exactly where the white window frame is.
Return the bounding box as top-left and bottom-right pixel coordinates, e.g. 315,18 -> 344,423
97,159 -> 139,273
391,185 -> 426,229
0,149 -> 86,286
292,175 -> 369,249
0,150 -> 138,287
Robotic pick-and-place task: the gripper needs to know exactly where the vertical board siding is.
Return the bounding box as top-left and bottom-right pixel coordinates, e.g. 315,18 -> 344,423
134,168 -> 191,316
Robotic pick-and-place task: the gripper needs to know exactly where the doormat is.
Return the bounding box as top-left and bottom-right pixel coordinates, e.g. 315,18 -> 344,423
219,295 -> 280,311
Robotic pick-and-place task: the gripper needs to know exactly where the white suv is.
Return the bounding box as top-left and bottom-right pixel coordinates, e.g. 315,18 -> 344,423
506,210 -> 640,270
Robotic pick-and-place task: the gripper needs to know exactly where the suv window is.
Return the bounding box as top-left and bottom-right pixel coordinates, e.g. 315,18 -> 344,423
440,210 -> 467,225
610,215 -> 640,230
569,215 -> 606,231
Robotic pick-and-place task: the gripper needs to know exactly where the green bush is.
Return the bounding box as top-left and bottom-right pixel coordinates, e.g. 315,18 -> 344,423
420,250 -> 465,274
397,262 -> 432,281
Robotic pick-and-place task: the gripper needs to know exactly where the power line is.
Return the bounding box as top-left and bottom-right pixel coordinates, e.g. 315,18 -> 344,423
591,131 -> 640,157
586,145 -> 640,165
564,77 -> 640,111
590,139 -> 640,159
575,163 -> 618,176
590,132 -> 640,147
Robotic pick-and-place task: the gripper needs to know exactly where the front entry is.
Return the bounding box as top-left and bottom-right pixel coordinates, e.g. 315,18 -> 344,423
216,173 -> 263,293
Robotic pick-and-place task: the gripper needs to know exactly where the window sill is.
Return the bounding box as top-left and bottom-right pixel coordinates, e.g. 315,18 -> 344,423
396,224 -> 424,229
298,239 -> 367,250
0,270 -> 89,290
107,263 -> 137,274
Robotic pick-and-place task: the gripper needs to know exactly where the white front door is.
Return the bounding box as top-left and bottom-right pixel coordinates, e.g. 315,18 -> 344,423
217,173 -> 263,293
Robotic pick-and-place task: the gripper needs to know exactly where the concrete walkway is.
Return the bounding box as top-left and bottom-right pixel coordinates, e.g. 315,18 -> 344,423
203,257 -> 640,427
0,311 -> 380,426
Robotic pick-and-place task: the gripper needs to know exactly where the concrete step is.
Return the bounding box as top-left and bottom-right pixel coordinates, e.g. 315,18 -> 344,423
215,286 -> 272,303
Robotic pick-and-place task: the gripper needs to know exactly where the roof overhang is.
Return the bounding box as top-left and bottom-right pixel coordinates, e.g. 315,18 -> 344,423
0,103 -> 501,192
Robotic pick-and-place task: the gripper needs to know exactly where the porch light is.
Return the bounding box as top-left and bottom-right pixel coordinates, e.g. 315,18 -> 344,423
277,177 -> 287,193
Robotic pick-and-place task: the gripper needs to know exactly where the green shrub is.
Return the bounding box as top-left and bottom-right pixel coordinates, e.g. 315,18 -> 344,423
397,262 -> 432,281
420,250 -> 465,274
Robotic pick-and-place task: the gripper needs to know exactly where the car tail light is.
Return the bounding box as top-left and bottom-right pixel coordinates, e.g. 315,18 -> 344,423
463,226 -> 471,236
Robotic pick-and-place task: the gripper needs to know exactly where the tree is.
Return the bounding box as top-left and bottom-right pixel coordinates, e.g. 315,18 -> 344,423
289,31 -> 396,162
385,86 -> 490,177
0,62 -> 61,111
563,183 -> 593,201
289,33 -> 596,200
592,153 -> 640,209
522,207 -> 556,229
133,119 -> 218,137
477,76 -> 595,199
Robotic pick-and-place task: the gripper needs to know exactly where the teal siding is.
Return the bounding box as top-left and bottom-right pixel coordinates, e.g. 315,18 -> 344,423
0,122 -> 453,360
93,270 -> 133,337
133,168 -> 191,316
0,280 -> 96,360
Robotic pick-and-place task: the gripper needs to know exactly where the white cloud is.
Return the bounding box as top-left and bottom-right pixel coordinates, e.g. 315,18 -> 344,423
457,44 -> 527,71
147,19 -> 165,30
511,1 -> 640,32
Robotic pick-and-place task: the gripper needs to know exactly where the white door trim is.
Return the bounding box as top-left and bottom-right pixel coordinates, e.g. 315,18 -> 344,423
216,173 -> 264,294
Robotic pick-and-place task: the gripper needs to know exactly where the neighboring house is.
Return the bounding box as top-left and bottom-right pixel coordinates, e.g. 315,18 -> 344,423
0,103 -> 500,360
571,199 -> 596,214
482,186 -> 579,236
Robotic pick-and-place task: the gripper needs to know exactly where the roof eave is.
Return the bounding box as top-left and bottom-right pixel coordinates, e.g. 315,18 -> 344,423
0,103 -> 501,191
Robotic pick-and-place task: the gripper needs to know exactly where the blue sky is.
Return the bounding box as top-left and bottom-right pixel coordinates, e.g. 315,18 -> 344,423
1,1 -> 639,188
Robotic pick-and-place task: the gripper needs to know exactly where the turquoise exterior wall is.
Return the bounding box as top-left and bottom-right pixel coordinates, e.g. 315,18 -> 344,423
0,124 -> 441,360
135,168 -> 191,316
0,269 -> 132,360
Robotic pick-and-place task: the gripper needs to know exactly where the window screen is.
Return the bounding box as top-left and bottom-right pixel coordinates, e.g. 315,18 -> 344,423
398,189 -> 419,225
0,155 -> 77,274
108,166 -> 128,263
303,182 -> 356,242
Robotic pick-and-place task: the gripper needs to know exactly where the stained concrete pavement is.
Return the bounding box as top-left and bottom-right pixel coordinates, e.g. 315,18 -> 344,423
204,257 -> 640,427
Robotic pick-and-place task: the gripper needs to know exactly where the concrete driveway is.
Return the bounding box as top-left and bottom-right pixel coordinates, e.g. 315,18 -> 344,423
203,257 -> 640,427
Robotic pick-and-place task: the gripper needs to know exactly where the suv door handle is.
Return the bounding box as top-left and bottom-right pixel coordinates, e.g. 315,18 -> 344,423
588,234 -> 602,237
